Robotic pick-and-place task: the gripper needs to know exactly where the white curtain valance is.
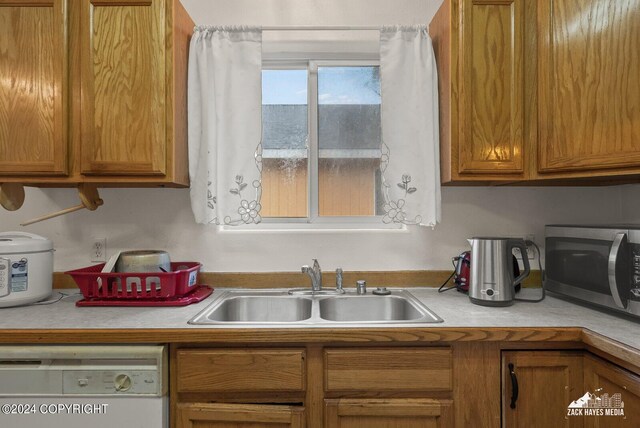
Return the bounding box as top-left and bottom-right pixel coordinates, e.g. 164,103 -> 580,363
262,29 -> 380,61
188,27 -> 264,225
379,25 -> 441,227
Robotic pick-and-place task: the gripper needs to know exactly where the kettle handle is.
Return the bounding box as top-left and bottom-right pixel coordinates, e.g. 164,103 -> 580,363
508,240 -> 530,286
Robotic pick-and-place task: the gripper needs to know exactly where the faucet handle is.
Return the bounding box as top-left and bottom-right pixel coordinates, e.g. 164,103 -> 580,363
335,268 -> 343,290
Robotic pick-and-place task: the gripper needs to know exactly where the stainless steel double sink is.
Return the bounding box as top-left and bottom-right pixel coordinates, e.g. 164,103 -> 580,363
188,289 -> 443,325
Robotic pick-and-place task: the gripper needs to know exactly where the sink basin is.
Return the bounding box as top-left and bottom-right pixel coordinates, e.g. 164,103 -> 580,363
190,292 -> 312,324
319,295 -> 427,322
189,289 -> 442,325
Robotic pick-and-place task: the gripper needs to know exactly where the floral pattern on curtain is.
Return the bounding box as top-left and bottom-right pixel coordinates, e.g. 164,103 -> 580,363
379,26 -> 441,227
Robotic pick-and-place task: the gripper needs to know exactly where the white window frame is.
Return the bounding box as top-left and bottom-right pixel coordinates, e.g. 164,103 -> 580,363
224,58 -> 403,231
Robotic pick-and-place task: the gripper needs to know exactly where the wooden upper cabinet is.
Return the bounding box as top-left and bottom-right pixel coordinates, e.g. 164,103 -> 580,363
432,0 -> 640,184
537,0 -> 640,176
80,0 -> 166,176
459,0 -> 524,175
431,0 -> 526,183
0,0 -> 191,187
0,0 -> 68,176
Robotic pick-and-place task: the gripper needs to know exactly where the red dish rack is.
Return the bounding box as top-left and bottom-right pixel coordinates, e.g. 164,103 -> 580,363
66,262 -> 213,306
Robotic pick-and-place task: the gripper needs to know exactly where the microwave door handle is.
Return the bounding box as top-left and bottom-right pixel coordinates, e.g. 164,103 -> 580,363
608,232 -> 628,309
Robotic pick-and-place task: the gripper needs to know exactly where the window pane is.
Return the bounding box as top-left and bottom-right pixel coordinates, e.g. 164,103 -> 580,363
318,66 -> 382,217
261,69 -> 308,218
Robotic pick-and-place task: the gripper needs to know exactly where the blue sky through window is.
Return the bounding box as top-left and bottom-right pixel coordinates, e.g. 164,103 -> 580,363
262,70 -> 307,105
319,67 -> 380,105
262,67 -> 381,105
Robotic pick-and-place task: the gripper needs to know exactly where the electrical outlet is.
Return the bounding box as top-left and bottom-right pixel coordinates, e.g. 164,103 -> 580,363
525,234 -> 536,259
91,238 -> 107,263
513,234 -> 536,260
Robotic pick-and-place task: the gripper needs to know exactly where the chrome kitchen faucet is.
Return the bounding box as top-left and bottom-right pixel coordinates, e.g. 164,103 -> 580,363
301,259 -> 323,291
289,260 -> 345,295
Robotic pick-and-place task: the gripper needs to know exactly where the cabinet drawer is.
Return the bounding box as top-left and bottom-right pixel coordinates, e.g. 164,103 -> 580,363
177,403 -> 306,428
177,348 -> 306,393
324,347 -> 452,393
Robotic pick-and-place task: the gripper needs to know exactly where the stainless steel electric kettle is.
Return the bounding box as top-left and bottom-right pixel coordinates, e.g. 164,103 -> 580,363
468,237 -> 531,306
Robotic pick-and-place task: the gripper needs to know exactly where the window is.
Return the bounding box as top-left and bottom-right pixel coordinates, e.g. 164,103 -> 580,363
261,68 -> 309,218
261,61 -> 383,223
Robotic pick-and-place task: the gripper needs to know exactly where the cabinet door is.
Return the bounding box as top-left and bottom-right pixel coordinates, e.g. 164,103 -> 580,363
583,355 -> 640,428
324,399 -> 453,428
0,0 -> 68,175
176,403 -> 305,428
502,351 -> 584,428
458,0 -> 525,175
80,0 -> 166,176
537,0 -> 640,174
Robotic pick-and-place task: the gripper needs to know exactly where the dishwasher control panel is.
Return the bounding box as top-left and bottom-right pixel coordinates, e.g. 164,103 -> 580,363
63,370 -> 160,395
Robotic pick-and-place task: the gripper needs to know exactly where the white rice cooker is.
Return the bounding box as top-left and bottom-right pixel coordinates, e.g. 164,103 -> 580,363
0,232 -> 53,308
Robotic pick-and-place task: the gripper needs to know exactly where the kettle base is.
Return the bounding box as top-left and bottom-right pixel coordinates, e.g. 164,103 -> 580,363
469,296 -> 515,307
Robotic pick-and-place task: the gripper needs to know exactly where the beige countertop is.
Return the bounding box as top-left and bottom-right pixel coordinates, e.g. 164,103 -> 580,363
0,287 -> 636,353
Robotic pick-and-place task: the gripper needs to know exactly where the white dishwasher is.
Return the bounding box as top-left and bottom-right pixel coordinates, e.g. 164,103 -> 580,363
0,345 -> 167,428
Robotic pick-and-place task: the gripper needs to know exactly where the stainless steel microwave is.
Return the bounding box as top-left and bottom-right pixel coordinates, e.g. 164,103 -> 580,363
545,225 -> 640,318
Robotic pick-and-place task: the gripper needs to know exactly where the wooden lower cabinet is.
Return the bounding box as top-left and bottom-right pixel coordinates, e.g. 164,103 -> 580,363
503,350 -> 640,428
583,355 -> 640,428
174,346 -> 455,428
502,351 -> 584,428
324,399 -> 453,428
177,403 -> 305,428
173,345 -> 640,428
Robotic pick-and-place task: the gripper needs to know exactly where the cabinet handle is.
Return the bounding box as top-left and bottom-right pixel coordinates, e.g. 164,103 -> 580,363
508,363 -> 519,409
